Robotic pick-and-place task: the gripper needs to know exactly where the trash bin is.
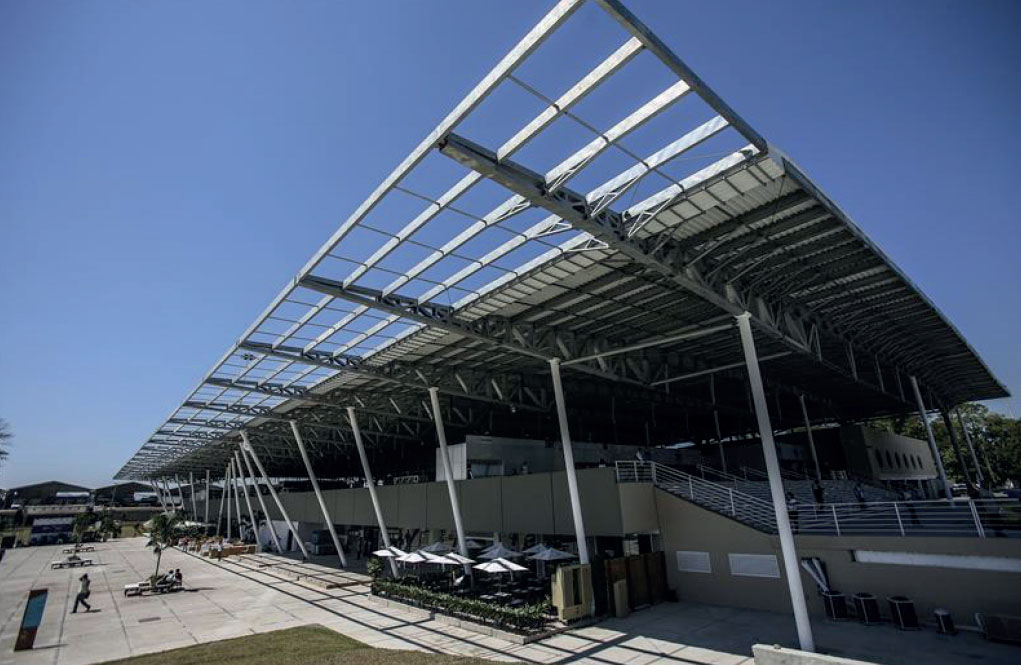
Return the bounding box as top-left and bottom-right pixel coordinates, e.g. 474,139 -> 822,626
934,609 -> 956,635
823,591 -> 849,621
854,592 -> 882,625
888,596 -> 920,630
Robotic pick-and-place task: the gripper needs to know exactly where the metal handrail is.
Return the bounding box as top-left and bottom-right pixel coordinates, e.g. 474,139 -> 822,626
697,463 -> 746,483
616,461 -> 1020,539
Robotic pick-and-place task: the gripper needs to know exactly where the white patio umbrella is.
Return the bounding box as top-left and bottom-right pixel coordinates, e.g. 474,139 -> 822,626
420,541 -> 450,553
473,557 -> 528,574
528,547 -> 575,561
372,546 -> 408,558
480,543 -> 522,559
445,552 -> 476,564
522,543 -> 548,555
395,551 -> 430,564
421,551 -> 460,566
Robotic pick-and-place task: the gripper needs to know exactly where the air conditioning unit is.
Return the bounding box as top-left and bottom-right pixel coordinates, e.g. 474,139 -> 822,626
977,613 -> 1021,644
552,564 -> 593,621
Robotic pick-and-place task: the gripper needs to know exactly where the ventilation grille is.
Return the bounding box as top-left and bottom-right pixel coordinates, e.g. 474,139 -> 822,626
676,550 -> 711,574
728,553 -> 780,578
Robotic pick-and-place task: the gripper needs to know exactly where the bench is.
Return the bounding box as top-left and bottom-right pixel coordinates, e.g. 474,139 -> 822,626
51,558 -> 93,569
123,579 -> 182,596
62,546 -> 95,554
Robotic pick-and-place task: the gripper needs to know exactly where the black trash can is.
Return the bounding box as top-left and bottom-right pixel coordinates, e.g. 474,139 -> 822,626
935,609 -> 957,635
823,591 -> 849,621
888,596 -> 920,630
854,592 -> 882,625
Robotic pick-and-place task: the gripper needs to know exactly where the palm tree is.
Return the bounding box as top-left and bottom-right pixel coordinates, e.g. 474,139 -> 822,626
146,512 -> 181,582
99,512 -> 119,541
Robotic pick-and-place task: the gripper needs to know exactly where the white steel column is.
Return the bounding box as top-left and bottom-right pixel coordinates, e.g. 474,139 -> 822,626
226,462 -> 233,540
549,358 -> 590,565
161,478 -> 172,511
234,451 -> 257,544
956,409 -> 986,486
290,420 -> 347,567
217,465 -> 229,536
241,431 -> 309,559
428,388 -> 470,563
239,442 -> 283,554
909,376 -> 952,500
204,469 -> 211,524
711,375 -> 726,472
189,472 -> 198,518
231,459 -> 244,535
151,478 -> 167,512
174,475 -> 186,513
347,407 -> 398,576
798,395 -> 822,482
736,313 -> 814,653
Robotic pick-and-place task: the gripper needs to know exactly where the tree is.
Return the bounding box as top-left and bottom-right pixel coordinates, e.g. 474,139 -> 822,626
146,513 -> 181,582
871,402 -> 1021,487
0,418 -> 11,465
99,512 -> 120,541
72,512 -> 95,545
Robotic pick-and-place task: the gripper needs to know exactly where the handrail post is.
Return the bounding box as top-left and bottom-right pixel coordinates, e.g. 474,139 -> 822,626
688,477 -> 694,499
831,505 -> 841,536
651,462 -> 658,485
969,500 -> 986,538
893,502 -> 905,536
729,488 -> 736,516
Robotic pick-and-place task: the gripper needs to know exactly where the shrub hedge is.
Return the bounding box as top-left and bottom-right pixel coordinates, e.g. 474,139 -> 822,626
371,579 -> 552,633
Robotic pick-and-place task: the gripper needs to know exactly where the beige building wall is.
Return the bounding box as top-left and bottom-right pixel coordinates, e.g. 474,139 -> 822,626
654,486 -> 1021,623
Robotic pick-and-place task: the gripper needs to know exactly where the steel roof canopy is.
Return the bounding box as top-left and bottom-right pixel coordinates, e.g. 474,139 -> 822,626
116,0 -> 1007,481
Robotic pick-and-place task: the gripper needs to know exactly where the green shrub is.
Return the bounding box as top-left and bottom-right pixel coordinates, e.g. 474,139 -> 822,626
366,557 -> 384,579
371,579 -> 552,634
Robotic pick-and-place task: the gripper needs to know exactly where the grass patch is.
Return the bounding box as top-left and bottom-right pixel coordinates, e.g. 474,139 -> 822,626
98,625 -> 496,665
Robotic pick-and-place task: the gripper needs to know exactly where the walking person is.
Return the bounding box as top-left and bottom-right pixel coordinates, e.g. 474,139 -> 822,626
72,573 -> 92,613
812,480 -> 825,517
786,492 -> 800,534
853,482 -> 866,511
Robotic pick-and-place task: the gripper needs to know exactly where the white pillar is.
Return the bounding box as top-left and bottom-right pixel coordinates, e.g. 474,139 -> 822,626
189,471 -> 198,518
290,420 -> 347,567
909,376 -> 952,500
428,388 -> 471,564
151,478 -> 167,512
161,478 -> 173,511
204,469 -> 211,524
234,451 -> 258,544
217,465 -> 229,536
239,443 -> 283,554
231,460 -> 244,536
956,409 -> 986,486
736,313 -> 814,653
226,463 -> 233,540
347,407 -> 398,576
711,375 -> 727,472
241,431 -> 309,559
549,358 -> 590,565
799,395 -> 822,482
174,475 -> 186,513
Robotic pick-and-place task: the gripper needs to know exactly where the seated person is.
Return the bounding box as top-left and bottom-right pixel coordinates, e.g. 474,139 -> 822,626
162,569 -> 177,585
175,569 -> 183,586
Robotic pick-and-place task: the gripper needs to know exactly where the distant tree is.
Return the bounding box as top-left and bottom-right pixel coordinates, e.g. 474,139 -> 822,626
0,418 -> 11,465
871,402 -> 1021,487
99,512 -> 120,540
73,512 -> 95,545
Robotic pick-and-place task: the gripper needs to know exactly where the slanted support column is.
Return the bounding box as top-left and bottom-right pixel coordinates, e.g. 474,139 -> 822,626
241,431 -> 309,559
711,375 -> 726,472
234,451 -> 258,544
798,395 -> 822,482
231,460 -> 244,536
204,469 -> 211,525
174,475 -> 186,515
189,472 -> 198,519
161,478 -> 173,511
909,376 -> 952,500
151,478 -> 167,512
736,313 -> 814,653
239,443 -> 283,554
290,420 -> 347,567
941,408 -> 973,487
347,407 -> 398,577
217,465 -> 229,536
225,463 -> 233,540
956,409 -> 987,486
549,358 -> 590,565
428,388 -> 470,564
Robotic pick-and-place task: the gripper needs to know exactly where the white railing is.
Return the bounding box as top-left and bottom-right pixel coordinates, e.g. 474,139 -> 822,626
697,464 -> 746,483
616,461 -> 1020,539
617,461 -> 778,532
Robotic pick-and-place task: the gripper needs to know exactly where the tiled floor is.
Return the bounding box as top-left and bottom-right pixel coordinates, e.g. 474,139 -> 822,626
2,539 -> 1017,665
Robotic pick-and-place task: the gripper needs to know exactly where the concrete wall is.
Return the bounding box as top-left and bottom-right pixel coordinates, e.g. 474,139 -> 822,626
654,487 -> 1021,624
841,425 -> 935,482
279,467 -> 629,537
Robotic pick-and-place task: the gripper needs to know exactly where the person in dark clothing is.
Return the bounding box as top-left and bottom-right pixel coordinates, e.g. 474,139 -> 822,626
786,492 -> 800,533
72,574 -> 92,613
853,482 -> 866,510
812,481 -> 825,506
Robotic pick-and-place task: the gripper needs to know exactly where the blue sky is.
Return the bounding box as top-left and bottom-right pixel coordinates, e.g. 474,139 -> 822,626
1,0 -> 1019,488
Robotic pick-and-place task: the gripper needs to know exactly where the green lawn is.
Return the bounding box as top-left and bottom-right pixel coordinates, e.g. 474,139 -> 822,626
98,625 -> 496,665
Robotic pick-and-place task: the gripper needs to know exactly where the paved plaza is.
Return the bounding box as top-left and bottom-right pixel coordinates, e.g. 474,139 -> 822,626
1,538 -> 1017,665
